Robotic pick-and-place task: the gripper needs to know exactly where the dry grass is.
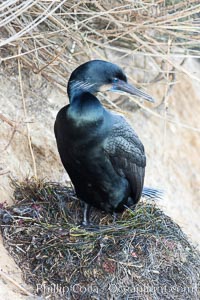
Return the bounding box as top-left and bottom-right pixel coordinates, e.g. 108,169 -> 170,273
1,0 -> 200,92
1,0 -> 200,139
1,0 -> 200,138
0,178 -> 199,299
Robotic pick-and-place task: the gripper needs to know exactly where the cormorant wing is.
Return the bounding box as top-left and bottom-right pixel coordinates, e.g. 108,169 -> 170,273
104,113 -> 146,203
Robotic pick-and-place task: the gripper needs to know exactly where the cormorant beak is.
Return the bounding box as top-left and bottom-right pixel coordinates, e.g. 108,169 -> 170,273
110,79 -> 155,103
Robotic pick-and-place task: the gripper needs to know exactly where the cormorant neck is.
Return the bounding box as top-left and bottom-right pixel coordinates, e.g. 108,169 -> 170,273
67,89 -> 104,127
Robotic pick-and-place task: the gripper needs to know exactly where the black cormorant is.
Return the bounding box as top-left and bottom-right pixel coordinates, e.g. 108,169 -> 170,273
54,60 -> 157,225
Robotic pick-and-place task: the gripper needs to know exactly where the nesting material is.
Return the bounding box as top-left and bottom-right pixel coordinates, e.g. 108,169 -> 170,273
0,178 -> 199,299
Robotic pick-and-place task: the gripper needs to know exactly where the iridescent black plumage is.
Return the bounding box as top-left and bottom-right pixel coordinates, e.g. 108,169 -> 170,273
54,60 -> 157,225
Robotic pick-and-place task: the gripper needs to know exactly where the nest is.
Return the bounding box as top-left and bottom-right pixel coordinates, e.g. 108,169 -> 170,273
1,0 -> 200,92
0,178 -> 199,299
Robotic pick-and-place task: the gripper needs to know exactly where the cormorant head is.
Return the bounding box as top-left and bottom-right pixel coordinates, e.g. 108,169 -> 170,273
68,60 -> 154,102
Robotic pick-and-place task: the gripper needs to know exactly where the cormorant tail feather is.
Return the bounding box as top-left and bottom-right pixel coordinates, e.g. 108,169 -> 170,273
142,186 -> 163,199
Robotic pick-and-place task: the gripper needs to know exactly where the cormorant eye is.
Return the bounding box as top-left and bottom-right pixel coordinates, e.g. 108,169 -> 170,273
113,78 -> 119,84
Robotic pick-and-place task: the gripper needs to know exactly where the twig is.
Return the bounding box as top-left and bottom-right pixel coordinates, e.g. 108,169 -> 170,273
0,113 -> 17,128
155,56 -> 186,115
0,269 -> 34,297
0,113 -> 25,135
0,169 -> 10,176
139,103 -> 200,133
3,127 -> 17,151
18,46 -> 37,179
